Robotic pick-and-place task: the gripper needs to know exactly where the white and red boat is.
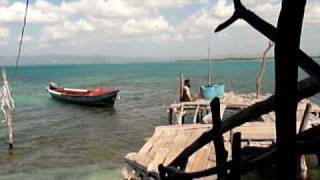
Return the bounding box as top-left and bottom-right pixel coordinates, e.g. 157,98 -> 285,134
47,82 -> 119,106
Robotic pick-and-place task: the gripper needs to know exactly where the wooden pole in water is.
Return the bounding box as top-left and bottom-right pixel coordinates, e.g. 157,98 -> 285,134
256,41 -> 273,98
2,69 -> 14,149
208,40 -> 212,86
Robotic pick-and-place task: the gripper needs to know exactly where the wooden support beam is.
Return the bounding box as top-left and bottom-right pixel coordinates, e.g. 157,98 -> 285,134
275,0 -> 306,178
168,108 -> 173,125
298,103 -> 312,179
230,132 -> 241,180
211,98 -> 228,178
193,105 -> 200,124
299,103 -> 312,133
180,73 -> 184,102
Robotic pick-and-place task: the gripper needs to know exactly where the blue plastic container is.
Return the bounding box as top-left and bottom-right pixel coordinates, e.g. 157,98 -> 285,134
200,84 -> 225,100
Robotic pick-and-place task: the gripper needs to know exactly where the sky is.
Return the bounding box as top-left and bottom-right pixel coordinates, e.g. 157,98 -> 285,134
0,0 -> 320,59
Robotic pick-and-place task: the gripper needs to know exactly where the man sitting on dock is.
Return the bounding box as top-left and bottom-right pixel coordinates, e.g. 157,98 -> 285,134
182,79 -> 200,102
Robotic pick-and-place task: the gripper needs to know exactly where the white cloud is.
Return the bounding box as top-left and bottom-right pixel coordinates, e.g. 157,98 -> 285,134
62,0 -> 149,19
122,16 -> 174,35
40,19 -> 94,43
0,0 -> 149,24
22,35 -> 34,42
0,0 -> 8,6
152,34 -> 184,43
305,2 -> 320,24
211,0 -> 233,19
0,1 -> 68,24
143,0 -> 208,9
179,0 -> 232,40
1,0 -> 320,57
0,27 -> 9,45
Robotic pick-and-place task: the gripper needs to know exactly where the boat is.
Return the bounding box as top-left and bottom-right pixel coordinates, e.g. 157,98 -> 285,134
47,82 -> 119,106
200,84 -> 224,99
200,38 -> 225,100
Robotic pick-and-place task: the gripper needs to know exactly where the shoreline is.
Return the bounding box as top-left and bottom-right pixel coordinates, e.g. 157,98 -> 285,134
0,56 -> 319,67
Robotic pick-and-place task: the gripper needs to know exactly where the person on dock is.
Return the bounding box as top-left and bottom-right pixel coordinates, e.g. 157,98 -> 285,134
182,79 -> 200,102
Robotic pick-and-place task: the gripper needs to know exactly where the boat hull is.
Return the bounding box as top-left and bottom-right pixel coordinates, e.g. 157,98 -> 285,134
200,84 -> 225,100
47,87 -> 119,107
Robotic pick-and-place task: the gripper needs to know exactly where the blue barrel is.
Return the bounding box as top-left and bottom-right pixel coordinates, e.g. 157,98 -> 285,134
200,84 -> 225,100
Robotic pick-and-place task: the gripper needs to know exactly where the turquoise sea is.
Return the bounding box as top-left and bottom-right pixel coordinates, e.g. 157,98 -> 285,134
0,59 -> 319,179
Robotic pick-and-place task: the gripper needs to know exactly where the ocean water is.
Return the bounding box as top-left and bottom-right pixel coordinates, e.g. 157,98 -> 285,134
0,60 -> 319,179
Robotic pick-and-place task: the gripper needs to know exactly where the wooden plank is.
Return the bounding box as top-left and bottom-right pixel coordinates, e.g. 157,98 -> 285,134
185,149 -> 198,172
156,124 -> 212,130
241,122 -> 275,127
220,104 -> 227,119
163,130 -> 193,166
268,111 -> 276,122
147,148 -> 169,173
185,129 -> 209,147
232,129 -> 275,140
261,113 -> 274,124
189,144 -> 211,172
185,129 -> 210,172
193,105 -> 200,123
139,128 -> 164,155
147,129 -> 178,158
206,143 -> 215,167
125,152 -> 152,169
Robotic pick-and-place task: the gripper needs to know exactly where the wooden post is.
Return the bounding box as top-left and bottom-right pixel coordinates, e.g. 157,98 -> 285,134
168,108 -> 173,125
193,105 -> 200,124
256,41 -> 273,98
211,98 -> 228,178
298,103 -> 312,180
230,132 -> 241,180
275,0 -> 306,179
299,103 -> 312,133
180,73 -> 184,102
2,69 -> 14,149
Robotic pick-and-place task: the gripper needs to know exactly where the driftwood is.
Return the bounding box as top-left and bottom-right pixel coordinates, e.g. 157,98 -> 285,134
256,42 -> 273,98
211,98 -> 228,178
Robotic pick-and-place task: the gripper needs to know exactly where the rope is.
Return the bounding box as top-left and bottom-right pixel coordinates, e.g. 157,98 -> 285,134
13,0 -> 29,79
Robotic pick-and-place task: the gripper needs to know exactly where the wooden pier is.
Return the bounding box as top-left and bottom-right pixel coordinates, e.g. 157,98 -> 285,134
124,93 -> 320,179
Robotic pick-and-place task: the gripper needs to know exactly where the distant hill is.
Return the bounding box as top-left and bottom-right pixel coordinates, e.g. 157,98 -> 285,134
0,55 -> 319,66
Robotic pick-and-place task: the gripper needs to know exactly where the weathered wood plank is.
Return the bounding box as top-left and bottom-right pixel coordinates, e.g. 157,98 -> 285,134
190,144 -> 211,172
125,152 -> 152,169
163,130 -> 193,166
147,129 -> 178,158
139,128 -> 164,155
147,148 -> 169,173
